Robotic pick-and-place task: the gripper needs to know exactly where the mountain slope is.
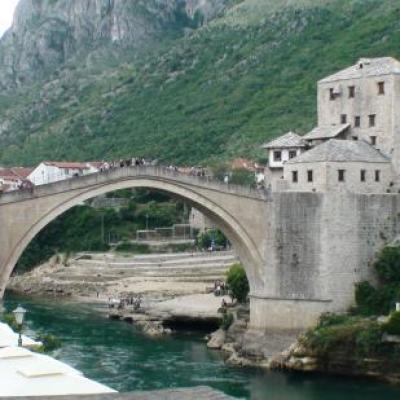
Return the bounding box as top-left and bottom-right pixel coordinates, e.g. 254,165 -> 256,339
1,0 -> 400,166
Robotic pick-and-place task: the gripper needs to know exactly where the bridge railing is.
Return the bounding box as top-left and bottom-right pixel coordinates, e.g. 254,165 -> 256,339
102,165 -> 267,199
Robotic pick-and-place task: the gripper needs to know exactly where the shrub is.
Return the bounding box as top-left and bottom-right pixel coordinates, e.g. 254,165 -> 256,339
355,324 -> 382,356
318,313 -> 352,328
36,333 -> 62,352
226,263 -> 249,303
220,312 -> 234,331
306,315 -> 382,358
0,313 -> 19,331
374,246 -> 400,283
383,311 -> 400,335
115,242 -> 150,253
355,281 -> 381,316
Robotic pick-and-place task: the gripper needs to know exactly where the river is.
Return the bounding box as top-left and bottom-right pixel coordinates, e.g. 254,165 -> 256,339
3,292 -> 400,400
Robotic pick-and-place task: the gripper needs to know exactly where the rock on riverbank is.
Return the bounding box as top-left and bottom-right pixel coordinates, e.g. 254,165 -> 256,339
207,308 -> 400,385
110,293 -> 230,337
206,305 -> 301,369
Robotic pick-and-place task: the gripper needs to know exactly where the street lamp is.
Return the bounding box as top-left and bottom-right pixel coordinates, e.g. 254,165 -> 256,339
13,305 -> 26,347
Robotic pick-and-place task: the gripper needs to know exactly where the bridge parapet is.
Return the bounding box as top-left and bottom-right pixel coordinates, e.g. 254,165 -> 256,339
0,166 -> 267,204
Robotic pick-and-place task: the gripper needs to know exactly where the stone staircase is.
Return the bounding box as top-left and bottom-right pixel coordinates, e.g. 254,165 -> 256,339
51,251 -> 238,286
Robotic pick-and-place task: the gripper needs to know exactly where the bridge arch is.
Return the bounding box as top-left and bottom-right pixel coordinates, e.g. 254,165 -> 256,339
2,176 -> 264,297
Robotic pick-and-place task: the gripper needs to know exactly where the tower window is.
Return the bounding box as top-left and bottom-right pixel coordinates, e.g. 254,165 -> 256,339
338,169 -> 345,182
341,114 -> 347,124
375,170 -> 380,182
289,150 -> 297,159
370,136 -> 377,146
307,170 -> 313,182
273,151 -> 282,161
378,81 -> 385,95
360,170 -> 366,182
369,114 -> 376,127
348,86 -> 355,98
292,171 -> 298,183
355,116 -> 361,127
329,88 -> 335,100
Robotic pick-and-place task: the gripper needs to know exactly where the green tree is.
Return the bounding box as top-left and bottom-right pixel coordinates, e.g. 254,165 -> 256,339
354,246 -> 400,316
226,263 -> 249,303
197,229 -> 227,249
230,169 -> 255,186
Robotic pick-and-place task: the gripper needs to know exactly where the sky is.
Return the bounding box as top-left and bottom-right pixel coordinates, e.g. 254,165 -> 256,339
0,0 -> 19,37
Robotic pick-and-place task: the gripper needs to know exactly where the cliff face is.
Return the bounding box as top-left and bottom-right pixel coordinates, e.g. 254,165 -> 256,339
0,0 -> 230,89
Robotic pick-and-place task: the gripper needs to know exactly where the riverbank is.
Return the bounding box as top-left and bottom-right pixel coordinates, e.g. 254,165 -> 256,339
8,251 -> 236,335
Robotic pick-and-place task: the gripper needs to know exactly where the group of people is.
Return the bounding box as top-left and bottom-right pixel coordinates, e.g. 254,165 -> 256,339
189,166 -> 207,177
108,295 -> 142,311
99,158 -> 154,172
214,279 -> 228,296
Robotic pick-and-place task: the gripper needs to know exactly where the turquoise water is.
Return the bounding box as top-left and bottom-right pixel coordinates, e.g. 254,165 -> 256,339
4,292 -> 400,400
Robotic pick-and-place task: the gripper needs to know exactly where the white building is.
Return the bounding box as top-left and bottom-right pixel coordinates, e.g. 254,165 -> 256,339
262,132 -> 307,189
27,162 -> 102,186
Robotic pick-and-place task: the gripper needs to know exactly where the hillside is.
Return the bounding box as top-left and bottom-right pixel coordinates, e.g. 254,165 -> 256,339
1,0 -> 400,166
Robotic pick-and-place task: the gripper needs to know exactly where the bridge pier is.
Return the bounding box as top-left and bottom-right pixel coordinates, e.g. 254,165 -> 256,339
249,296 -> 331,331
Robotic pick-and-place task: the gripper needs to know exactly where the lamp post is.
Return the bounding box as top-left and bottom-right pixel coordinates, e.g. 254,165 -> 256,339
13,305 -> 26,347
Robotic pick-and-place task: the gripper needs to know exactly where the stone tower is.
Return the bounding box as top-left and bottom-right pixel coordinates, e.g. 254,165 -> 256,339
317,57 -> 400,177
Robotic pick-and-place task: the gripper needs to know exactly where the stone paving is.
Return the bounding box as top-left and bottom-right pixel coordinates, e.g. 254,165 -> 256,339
1,386 -> 235,400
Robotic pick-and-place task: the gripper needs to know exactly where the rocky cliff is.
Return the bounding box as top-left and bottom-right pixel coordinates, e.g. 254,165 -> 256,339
0,0 -> 231,89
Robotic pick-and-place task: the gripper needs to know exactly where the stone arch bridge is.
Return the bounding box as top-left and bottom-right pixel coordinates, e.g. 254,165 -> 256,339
0,166 -> 399,331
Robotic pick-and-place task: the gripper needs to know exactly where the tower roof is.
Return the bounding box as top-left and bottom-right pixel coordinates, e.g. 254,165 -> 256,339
302,124 -> 350,141
319,57 -> 400,84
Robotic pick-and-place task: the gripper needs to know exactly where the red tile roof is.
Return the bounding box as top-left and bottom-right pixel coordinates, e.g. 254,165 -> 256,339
11,167 -> 34,178
230,158 -> 257,171
0,167 -> 34,180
